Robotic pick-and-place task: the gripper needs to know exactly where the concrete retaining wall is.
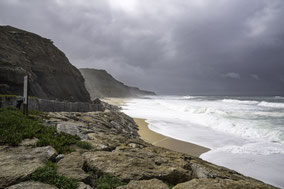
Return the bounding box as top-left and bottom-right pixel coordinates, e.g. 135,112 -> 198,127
0,96 -> 104,112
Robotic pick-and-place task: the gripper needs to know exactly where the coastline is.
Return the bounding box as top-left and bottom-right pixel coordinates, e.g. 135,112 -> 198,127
134,118 -> 209,157
102,97 -> 210,157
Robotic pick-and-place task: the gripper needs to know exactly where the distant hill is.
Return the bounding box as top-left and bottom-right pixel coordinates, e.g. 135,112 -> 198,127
0,26 -> 90,102
80,68 -> 156,99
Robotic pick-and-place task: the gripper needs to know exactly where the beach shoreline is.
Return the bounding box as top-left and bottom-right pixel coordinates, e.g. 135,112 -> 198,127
102,97 -> 210,157
134,118 -> 210,157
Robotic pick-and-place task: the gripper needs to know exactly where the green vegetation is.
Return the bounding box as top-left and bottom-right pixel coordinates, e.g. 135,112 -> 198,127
165,182 -> 174,189
0,94 -> 18,100
29,161 -> 78,189
76,141 -> 92,150
0,107 -> 80,154
29,110 -> 44,116
97,174 -> 126,189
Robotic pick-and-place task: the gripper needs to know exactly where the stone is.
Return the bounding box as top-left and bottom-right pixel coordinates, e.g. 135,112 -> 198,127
87,133 -> 128,151
189,158 -> 247,180
172,178 -> 276,189
57,152 -> 89,182
83,148 -> 192,185
117,179 -> 169,189
55,154 -> 65,162
6,181 -> 57,189
19,138 -> 39,146
77,182 -> 93,189
57,121 -> 88,139
0,146 -> 57,188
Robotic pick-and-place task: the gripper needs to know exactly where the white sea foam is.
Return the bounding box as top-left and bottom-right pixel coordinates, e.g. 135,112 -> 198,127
258,101 -> 284,108
182,95 -> 194,99
222,99 -> 259,104
122,96 -> 284,187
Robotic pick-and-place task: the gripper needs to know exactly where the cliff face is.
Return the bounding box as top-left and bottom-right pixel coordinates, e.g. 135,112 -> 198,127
79,68 -> 155,99
0,26 -> 90,102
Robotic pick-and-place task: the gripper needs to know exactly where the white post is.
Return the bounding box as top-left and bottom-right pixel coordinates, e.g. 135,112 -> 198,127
23,75 -> 29,116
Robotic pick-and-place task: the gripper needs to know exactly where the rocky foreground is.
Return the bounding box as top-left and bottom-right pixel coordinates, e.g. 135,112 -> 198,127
0,110 -> 278,189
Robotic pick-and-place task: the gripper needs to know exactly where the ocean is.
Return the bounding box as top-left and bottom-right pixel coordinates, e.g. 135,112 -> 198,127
121,95 -> 284,188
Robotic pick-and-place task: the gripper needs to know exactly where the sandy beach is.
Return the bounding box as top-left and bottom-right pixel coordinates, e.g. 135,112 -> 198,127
134,118 -> 209,157
103,98 -> 210,157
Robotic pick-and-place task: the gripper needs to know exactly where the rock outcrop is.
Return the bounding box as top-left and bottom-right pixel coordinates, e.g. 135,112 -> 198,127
57,152 -> 89,182
0,145 -> 57,188
79,68 -> 155,99
118,179 -> 169,189
172,178 -> 272,189
0,26 -> 90,102
6,181 -> 57,189
43,111 -> 276,188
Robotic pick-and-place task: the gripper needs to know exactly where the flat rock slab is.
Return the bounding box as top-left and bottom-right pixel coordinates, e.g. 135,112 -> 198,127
77,182 -> 93,189
87,133 -> 128,151
172,178 -> 276,189
57,152 -> 89,181
6,181 -> 57,189
83,148 -> 191,185
118,179 -> 169,189
0,146 -> 57,188
57,121 -> 88,140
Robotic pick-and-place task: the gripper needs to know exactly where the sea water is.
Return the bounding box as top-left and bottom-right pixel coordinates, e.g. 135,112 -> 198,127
121,96 -> 284,188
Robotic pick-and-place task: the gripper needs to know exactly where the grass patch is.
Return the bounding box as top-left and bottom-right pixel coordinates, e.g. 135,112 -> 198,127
76,141 -> 92,150
0,94 -> 18,99
165,182 -> 174,189
29,161 -> 78,189
0,107 -> 79,154
97,174 -> 126,189
29,110 -> 44,116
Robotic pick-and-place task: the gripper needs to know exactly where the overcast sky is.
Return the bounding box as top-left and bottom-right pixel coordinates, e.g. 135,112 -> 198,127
1,0 -> 284,95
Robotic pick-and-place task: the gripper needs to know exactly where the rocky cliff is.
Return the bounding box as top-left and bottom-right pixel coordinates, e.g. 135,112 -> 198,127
80,68 -> 155,99
0,26 -> 90,102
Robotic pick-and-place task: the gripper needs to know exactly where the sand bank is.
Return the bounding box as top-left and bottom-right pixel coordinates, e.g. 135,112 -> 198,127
134,118 -> 210,157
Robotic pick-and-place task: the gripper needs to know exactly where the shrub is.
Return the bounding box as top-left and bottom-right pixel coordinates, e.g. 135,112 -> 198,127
0,108 -> 79,153
97,174 -> 126,189
29,161 -> 78,189
76,141 -> 92,150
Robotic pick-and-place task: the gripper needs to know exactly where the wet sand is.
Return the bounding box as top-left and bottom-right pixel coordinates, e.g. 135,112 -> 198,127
135,118 -> 210,157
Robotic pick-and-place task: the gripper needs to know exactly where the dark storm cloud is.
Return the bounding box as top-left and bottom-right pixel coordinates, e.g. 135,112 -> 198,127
0,0 -> 284,95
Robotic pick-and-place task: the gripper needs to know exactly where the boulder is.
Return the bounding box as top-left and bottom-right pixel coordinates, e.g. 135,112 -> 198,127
77,182 -> 93,189
0,146 -> 57,188
57,121 -> 88,140
57,152 -> 89,182
117,179 -> 169,189
87,133 -> 128,151
83,148 -> 192,185
172,178 -> 276,189
6,181 -> 57,189
19,138 -> 39,146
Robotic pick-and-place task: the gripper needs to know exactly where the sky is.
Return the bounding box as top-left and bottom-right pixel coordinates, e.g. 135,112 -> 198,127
0,0 -> 284,95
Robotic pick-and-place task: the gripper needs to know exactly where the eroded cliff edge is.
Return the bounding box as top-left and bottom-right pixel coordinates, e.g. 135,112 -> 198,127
0,26 -> 90,102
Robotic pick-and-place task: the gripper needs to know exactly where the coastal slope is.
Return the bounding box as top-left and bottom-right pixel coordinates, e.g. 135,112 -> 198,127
80,68 -> 155,99
0,110 -> 276,188
0,26 -> 90,102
